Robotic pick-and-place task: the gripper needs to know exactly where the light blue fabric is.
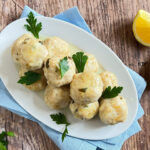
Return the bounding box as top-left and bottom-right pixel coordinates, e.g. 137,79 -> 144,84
0,6 -> 146,150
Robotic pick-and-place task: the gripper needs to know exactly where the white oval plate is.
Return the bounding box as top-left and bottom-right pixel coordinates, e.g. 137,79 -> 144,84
0,16 -> 138,140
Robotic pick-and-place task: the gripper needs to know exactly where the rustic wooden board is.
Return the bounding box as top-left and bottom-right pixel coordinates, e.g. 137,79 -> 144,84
0,0 -> 150,149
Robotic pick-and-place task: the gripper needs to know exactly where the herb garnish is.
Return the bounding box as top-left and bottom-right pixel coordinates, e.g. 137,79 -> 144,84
79,88 -> 88,92
50,113 -> 70,142
24,12 -> 42,39
62,126 -> 68,142
59,57 -> 69,78
18,71 -> 41,85
72,52 -> 88,73
101,86 -> 123,99
0,131 -> 14,150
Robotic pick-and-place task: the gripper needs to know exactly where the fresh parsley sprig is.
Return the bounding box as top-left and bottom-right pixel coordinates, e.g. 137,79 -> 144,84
18,71 -> 41,85
72,52 -> 88,73
59,57 -> 69,78
101,86 -> 123,99
50,113 -> 70,142
24,12 -> 42,39
0,131 -> 14,150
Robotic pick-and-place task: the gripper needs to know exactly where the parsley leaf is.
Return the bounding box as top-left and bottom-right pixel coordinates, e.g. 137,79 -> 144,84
59,57 -> 69,78
24,12 -> 42,38
101,86 -> 123,99
50,113 -> 70,142
18,71 -> 41,85
62,125 -> 68,142
72,52 -> 88,73
0,142 -> 6,150
0,131 -> 15,150
50,113 -> 70,126
6,132 -> 14,137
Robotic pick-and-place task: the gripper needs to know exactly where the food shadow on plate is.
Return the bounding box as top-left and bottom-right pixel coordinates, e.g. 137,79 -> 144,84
32,90 -> 51,111
0,47 -> 18,87
83,114 -> 108,129
0,47 -> 18,77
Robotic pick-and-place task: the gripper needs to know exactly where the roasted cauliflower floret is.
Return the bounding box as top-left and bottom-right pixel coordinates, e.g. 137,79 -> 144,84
19,67 -> 47,91
44,85 -> 70,109
69,101 -> 99,120
43,56 -> 76,87
70,72 -> 103,104
99,96 -> 128,124
100,71 -> 118,90
12,34 -> 48,70
44,37 -> 71,58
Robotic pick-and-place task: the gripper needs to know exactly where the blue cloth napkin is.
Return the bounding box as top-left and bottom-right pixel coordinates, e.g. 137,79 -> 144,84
0,6 -> 146,150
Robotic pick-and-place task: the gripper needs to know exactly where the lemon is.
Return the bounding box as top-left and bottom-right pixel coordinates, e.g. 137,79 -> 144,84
133,10 -> 150,47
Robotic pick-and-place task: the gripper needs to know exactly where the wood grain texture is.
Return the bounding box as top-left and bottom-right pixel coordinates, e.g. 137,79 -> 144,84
0,0 -> 150,149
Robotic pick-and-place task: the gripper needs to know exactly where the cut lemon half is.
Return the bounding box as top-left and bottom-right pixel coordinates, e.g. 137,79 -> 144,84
133,10 -> 150,47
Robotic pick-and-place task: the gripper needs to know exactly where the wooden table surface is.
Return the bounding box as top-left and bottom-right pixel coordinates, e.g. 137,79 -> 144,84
0,0 -> 150,150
